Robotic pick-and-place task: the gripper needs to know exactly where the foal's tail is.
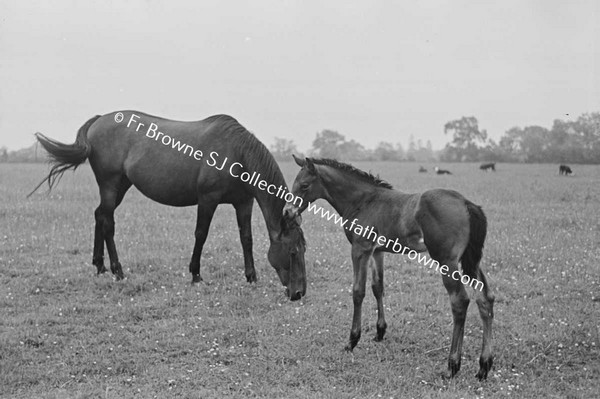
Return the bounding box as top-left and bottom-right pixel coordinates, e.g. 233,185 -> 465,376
460,200 -> 487,280
27,115 -> 101,197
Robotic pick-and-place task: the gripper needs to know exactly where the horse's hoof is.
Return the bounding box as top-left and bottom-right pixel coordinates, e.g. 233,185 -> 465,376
476,357 -> 493,380
446,359 -> 461,379
344,344 -> 354,352
191,275 -> 203,284
374,323 -> 387,341
246,271 -> 257,283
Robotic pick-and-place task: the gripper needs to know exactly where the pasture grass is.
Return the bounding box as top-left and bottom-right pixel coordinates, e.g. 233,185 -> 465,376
1,162 -> 599,398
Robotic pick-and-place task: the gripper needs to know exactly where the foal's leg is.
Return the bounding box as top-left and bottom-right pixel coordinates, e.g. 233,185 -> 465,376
234,199 -> 256,283
441,262 -> 470,378
98,176 -> 131,280
189,200 -> 218,284
345,242 -> 375,351
474,269 -> 494,380
371,250 -> 387,341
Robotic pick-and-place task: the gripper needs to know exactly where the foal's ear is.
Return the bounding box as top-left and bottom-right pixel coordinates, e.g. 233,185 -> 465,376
305,157 -> 316,173
292,154 -> 305,167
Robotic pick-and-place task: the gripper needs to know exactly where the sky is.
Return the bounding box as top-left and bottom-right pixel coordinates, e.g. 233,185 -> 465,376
1,0 -> 598,152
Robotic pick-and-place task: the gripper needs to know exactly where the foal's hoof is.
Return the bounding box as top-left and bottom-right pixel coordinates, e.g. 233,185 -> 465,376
344,344 -> 354,352
114,271 -> 125,281
246,271 -> 257,283
476,357 -> 493,380
96,265 -> 108,275
191,274 -> 203,284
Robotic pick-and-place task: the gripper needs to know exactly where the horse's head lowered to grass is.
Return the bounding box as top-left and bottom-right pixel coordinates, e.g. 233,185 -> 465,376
269,215 -> 306,301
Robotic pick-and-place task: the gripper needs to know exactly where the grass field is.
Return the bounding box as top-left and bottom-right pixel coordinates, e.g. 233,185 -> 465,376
1,161 -> 599,398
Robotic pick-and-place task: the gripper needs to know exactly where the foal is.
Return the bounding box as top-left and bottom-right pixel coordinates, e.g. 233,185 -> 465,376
283,156 -> 495,380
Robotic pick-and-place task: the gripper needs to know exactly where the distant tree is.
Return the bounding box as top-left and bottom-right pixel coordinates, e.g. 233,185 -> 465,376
443,116 -> 488,161
395,143 -> 406,160
339,139 -> 370,161
311,130 -> 346,159
406,135 -> 417,161
374,141 -> 399,161
270,138 -> 300,162
0,147 -> 7,163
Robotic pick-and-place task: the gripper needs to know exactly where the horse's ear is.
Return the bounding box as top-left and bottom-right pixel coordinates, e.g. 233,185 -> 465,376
305,157 -> 316,173
292,154 -> 305,167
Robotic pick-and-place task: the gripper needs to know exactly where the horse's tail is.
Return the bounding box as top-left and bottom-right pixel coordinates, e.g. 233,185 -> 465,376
460,200 -> 487,280
27,115 -> 101,197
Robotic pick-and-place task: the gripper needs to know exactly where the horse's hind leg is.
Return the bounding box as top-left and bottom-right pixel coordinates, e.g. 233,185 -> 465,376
474,269 -> 494,380
96,176 -> 131,280
189,199 -> 218,284
371,250 -> 387,341
441,261 -> 470,378
93,206 -> 107,274
234,199 -> 256,283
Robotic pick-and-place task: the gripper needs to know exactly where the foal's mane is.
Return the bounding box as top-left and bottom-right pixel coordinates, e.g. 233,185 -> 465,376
204,114 -> 286,188
310,157 -> 393,189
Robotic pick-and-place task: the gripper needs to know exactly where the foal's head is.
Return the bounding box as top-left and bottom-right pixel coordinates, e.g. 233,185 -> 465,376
282,155 -> 329,219
269,215 -> 307,301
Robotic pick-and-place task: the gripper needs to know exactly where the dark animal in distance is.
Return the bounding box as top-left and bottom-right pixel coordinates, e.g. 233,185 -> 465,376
480,162 -> 496,172
29,112 -> 307,300
283,155 -> 494,380
559,164 -> 573,175
434,166 -> 452,175
418,166 -> 427,173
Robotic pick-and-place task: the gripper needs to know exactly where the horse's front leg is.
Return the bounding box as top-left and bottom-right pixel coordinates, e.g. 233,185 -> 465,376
345,242 -> 374,351
234,199 -> 257,283
189,199 -> 218,284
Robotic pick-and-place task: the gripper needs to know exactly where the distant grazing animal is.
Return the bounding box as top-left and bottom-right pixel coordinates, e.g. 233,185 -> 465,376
28,112 -> 307,301
434,166 -> 452,175
284,155 -> 494,380
418,166 -> 427,173
480,163 -> 496,172
559,164 -> 573,176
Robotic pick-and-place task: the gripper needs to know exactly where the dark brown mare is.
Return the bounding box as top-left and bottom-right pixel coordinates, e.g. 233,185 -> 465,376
283,156 -> 494,379
29,111 -> 306,300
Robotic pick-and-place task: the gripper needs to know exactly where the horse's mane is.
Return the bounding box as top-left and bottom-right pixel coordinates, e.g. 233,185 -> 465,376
204,115 -> 286,188
309,157 -> 393,189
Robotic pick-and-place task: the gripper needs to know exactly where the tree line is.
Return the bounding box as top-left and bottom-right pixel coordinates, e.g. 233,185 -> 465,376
270,130 -> 435,162
439,112 -> 600,164
2,112 -> 598,163
271,111 -> 600,164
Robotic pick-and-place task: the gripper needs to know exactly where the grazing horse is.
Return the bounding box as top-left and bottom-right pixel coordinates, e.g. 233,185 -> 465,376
480,163 -> 496,172
418,166 -> 428,173
29,111 -> 307,300
434,166 -> 452,175
283,156 -> 494,379
559,164 -> 573,176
